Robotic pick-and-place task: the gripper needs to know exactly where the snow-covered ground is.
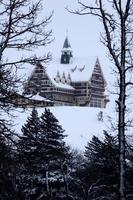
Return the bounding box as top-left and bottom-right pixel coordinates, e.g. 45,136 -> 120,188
10,98 -> 116,151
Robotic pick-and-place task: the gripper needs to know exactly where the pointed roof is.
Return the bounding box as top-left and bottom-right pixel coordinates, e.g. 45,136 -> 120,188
93,57 -> 102,73
91,57 -> 107,85
63,36 -> 71,48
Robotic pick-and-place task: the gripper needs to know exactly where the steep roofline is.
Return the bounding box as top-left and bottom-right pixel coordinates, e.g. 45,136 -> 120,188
89,57 -> 107,86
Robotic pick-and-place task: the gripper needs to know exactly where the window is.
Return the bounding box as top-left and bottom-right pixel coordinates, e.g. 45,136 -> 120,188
90,98 -> 102,107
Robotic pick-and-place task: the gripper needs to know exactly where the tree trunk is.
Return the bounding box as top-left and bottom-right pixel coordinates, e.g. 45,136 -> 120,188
64,174 -> 69,197
118,72 -> 126,200
46,170 -> 50,195
118,16 -> 126,200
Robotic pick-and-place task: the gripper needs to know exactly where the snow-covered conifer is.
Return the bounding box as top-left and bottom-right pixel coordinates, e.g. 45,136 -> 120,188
17,108 -> 42,199
39,108 -> 68,198
83,131 -> 119,199
18,108 -> 40,169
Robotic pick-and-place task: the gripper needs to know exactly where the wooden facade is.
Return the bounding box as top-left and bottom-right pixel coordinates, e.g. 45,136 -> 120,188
23,62 -> 109,108
24,63 -> 75,106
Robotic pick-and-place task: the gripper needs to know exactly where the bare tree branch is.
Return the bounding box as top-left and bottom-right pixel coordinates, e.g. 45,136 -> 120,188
69,1 -> 133,199
0,0 -> 53,113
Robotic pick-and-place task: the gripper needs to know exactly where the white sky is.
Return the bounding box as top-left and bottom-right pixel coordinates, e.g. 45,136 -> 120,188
43,0 -> 111,73
5,0 -> 113,84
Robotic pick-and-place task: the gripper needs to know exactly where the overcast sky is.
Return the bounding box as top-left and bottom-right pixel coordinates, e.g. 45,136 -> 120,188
43,0 -> 111,74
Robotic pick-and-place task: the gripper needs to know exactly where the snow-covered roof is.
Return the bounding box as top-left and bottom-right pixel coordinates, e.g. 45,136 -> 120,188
25,94 -> 52,102
47,56 -> 102,83
17,63 -> 74,91
16,55 -> 107,93
51,78 -> 74,90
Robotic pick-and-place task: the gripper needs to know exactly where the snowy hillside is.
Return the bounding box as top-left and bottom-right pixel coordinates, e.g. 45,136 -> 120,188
10,100 -> 116,151
10,56 -> 117,151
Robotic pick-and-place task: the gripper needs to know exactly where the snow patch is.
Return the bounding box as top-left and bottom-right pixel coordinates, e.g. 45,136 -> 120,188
10,106 -> 114,151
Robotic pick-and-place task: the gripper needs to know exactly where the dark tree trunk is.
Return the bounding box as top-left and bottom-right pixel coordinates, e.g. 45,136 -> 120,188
69,1 -> 133,199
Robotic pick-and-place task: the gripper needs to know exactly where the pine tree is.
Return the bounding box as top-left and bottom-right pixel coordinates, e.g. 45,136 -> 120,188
39,108 -> 68,198
40,108 -> 67,163
17,108 -> 68,199
85,131 -> 119,170
77,132 -> 119,200
17,108 -> 42,199
18,108 -> 40,170
62,148 -> 85,200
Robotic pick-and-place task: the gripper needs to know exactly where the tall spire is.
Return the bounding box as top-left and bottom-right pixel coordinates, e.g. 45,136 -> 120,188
63,30 -> 71,48
60,33 -> 73,64
63,37 -> 71,48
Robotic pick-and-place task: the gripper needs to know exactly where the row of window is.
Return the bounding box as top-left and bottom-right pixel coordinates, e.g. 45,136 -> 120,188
72,82 -> 87,87
76,96 -> 90,101
55,101 -> 73,106
90,98 -> 103,108
54,94 -> 74,102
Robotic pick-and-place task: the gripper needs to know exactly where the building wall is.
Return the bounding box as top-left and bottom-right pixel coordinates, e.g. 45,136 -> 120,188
24,64 -> 54,95
24,63 -> 109,108
71,81 -> 91,106
40,90 -> 75,106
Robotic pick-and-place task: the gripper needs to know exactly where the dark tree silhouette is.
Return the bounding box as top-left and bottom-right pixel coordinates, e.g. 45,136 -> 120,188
17,108 -> 69,199
0,121 -> 17,199
39,108 -> 68,197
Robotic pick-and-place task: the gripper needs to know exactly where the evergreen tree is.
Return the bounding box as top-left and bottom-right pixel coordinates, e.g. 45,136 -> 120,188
0,121 -> 17,199
18,108 -> 40,170
16,108 -> 133,200
39,108 -> 68,198
76,132 -> 119,200
61,148 -> 85,200
85,131 -> 119,171
17,108 -> 69,199
40,108 -> 67,163
17,108 -> 42,199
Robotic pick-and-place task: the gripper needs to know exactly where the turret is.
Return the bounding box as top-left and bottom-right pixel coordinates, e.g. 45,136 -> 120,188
54,71 -> 61,83
66,73 -> 72,84
60,36 -> 73,64
61,72 -> 66,84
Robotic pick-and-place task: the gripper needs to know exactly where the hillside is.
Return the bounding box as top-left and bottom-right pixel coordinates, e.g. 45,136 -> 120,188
10,56 -> 116,151
10,99 -> 115,151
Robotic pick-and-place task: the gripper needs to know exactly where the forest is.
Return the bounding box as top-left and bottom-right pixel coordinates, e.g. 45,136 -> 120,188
0,108 -> 133,200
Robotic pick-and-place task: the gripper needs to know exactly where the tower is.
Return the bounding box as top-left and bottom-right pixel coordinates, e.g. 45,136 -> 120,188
60,36 -> 73,64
